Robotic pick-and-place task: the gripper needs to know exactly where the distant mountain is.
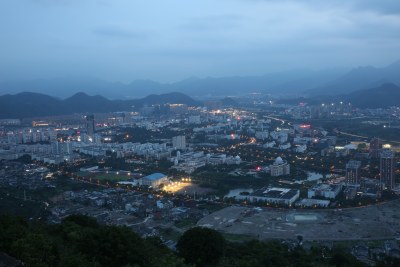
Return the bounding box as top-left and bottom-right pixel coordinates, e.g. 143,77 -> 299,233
128,92 -> 199,107
278,83 -> 400,108
220,97 -> 239,107
1,60 -> 398,99
345,83 -> 400,108
0,92 -> 63,118
64,92 -> 119,113
307,60 -> 400,96
0,69 -> 346,99
0,92 -> 199,119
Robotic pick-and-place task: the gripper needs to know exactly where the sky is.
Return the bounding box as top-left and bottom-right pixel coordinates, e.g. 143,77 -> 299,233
0,0 -> 399,83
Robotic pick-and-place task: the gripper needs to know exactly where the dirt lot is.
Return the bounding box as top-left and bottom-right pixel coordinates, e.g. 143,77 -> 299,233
197,200 -> 400,241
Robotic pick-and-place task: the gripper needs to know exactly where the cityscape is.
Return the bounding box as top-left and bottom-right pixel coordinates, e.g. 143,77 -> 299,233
1,1 -> 400,267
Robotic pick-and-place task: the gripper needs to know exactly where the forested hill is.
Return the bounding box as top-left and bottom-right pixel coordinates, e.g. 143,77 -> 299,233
1,214 -> 397,267
0,92 -> 200,119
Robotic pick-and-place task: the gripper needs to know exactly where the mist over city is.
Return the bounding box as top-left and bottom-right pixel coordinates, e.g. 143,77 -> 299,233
1,1 -> 400,267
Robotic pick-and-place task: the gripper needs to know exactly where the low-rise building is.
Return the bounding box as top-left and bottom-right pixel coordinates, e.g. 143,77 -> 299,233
237,187 -> 299,206
270,157 -> 290,176
308,183 -> 342,199
140,173 -> 169,188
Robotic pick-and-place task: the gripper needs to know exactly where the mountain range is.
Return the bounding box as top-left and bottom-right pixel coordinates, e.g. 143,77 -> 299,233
0,92 -> 199,119
1,82 -> 399,119
306,60 -> 400,96
278,83 -> 400,109
0,60 -> 398,99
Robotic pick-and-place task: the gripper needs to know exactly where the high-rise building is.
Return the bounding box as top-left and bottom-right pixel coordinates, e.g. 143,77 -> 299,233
380,150 -> 395,190
369,137 -> 382,158
172,135 -> 186,150
86,115 -> 95,139
346,160 -> 361,185
51,141 -> 73,155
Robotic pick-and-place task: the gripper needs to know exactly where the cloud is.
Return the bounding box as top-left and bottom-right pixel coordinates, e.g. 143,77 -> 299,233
349,0 -> 400,15
247,0 -> 400,15
92,25 -> 147,39
180,14 -> 244,31
1,0 -> 399,82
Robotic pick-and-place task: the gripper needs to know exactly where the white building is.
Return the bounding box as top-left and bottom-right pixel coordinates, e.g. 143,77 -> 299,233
279,143 -> 291,150
263,141 -> 276,148
255,131 -> 269,140
270,157 -> 290,176
237,187 -> 299,206
140,173 -> 169,188
308,184 -> 342,199
295,145 -> 307,153
172,136 -> 186,150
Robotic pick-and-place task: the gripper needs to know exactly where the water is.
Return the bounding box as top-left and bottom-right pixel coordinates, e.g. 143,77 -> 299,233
225,188 -> 253,198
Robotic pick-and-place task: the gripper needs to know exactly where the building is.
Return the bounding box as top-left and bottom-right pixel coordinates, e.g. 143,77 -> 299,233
346,160 -> 362,185
236,187 -> 299,206
308,183 -> 342,199
380,150 -> 395,190
255,131 -> 269,140
51,141 -> 73,155
172,135 -> 186,150
140,173 -> 169,188
188,115 -> 201,124
270,157 -> 290,176
369,137 -> 382,158
295,198 -> 330,208
86,115 -> 95,139
207,153 -> 226,165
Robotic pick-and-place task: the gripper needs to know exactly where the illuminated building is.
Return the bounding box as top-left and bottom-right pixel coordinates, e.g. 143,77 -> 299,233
85,115 -> 95,139
270,157 -> 290,176
140,173 -> 169,188
369,137 -> 382,158
346,160 -> 361,185
380,150 -> 395,190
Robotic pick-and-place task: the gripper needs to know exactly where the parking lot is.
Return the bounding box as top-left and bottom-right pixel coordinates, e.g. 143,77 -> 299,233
197,200 -> 400,241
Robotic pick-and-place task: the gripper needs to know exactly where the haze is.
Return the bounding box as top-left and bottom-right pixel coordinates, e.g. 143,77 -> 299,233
1,0 -> 399,83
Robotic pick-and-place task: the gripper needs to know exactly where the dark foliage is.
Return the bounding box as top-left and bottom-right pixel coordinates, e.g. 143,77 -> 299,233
177,227 -> 226,267
0,92 -> 199,119
1,214 -> 397,267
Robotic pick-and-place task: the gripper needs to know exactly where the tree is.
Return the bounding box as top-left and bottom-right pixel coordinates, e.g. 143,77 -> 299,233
11,233 -> 56,267
62,214 -> 99,228
176,227 -> 226,267
0,214 -> 28,251
73,225 -> 151,267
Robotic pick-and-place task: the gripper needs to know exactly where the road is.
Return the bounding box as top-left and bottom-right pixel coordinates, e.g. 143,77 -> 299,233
338,130 -> 400,145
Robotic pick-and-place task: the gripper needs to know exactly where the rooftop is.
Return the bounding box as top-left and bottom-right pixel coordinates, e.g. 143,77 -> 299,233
143,173 -> 167,181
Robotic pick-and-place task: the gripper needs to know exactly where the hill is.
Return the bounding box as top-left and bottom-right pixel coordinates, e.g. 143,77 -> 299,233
0,214 -> 377,267
0,69 -> 346,99
279,83 -> 400,108
307,60 -> 400,96
345,83 -> 400,108
0,92 -> 199,119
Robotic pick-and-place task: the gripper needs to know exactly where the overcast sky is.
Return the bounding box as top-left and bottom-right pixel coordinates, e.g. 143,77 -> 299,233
0,0 -> 399,82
